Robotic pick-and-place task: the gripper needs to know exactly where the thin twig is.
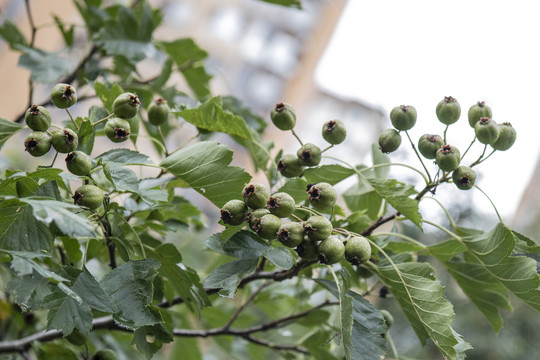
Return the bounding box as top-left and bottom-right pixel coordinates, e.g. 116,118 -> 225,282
222,282 -> 270,330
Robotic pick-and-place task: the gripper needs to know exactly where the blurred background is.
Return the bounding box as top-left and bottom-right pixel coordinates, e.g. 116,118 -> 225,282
0,0 -> 539,358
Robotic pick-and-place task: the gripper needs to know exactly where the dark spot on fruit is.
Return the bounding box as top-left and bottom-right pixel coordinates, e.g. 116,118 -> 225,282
155,97 -> 166,104
479,117 -> 490,125
278,229 -> 289,242
72,191 -> 83,205
301,150 -> 312,162
29,105 -> 40,115
275,103 -> 285,112
401,105 -> 409,112
379,286 -> 389,298
444,96 -> 455,103
306,183 -> 314,192
244,185 -> 255,196
25,139 -> 38,151
267,197 -> 278,209
308,187 -> 321,201
63,86 -> 74,101
440,144 -> 453,153
277,160 -> 286,171
458,175 -> 470,186
66,152 -> 75,162
129,95 -> 141,106
115,128 -> 129,139
477,101 -> 485,107
65,130 -> 75,144
220,209 -> 232,223
427,135 -> 438,142
318,253 -> 328,264
326,120 -> 337,132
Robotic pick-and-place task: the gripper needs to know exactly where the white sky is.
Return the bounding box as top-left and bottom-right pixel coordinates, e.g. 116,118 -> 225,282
316,0 -> 540,221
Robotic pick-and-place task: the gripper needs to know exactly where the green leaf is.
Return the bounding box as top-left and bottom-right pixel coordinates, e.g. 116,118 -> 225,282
95,3 -> 156,62
138,178 -> 168,206
0,20 -> 28,49
100,259 -> 163,328
76,118 -> 95,154
317,279 -> 387,360
304,165 -> 356,185
182,65 -> 212,99
132,324 -> 173,359
371,144 -> 390,179
16,46 -> 73,83
375,262 -> 469,360
0,118 -> 24,150
54,15 -> 74,46
174,97 -> 252,140
103,162 -> 139,192
97,148 -> 153,165
205,231 -> 293,270
94,82 -> 124,113
6,273 -> 51,311
222,96 -> 267,134
277,178 -> 309,203
203,258 -> 259,298
258,0 -> 302,9
160,141 -> 252,208
367,178 -> 422,228
342,181 -> 383,220
149,244 -> 211,313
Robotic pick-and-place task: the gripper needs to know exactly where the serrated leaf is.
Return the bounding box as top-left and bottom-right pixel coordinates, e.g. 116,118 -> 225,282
103,162 -> 139,192
96,148 -> 153,165
0,118 -> 24,150
16,45 -> 73,83
100,259 -> 162,328
375,262 -> 468,360
342,181 -> 383,220
76,118 -> 95,154
132,324 -> 173,359
205,231 -> 293,270
94,82 -> 124,113
6,273 -> 51,311
371,144 -> 390,179
160,141 -> 251,207
203,258 -> 259,298
367,178 -> 422,228
174,97 -> 252,140
304,165 -> 356,185
0,20 -> 28,49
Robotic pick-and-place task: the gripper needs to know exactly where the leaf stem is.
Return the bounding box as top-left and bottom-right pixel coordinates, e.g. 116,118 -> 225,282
460,136 -> 476,161
443,124 -> 449,144
405,131 -> 432,184
469,144 -> 488,167
65,108 -> 79,131
321,144 -> 334,153
371,232 -> 426,250
91,113 -> 114,127
386,331 -> 400,360
420,197 -> 457,231
291,129 -> 303,146
157,126 -> 169,157
474,185 -> 503,223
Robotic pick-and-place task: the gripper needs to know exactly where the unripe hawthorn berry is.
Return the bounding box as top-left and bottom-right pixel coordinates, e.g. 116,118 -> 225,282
247,208 -> 270,229
24,105 -> 51,131
270,102 -> 296,130
378,129 -> 402,153
491,122 -> 516,151
452,166 -> 476,190
344,236 -> 372,265
92,349 -> 118,360
436,96 -> 461,125
243,183 -> 270,209
307,182 -> 337,211
296,238 -> 319,261
51,83 -> 77,109
380,310 -> 394,328
475,117 -> 500,145
322,119 -> 346,145
277,222 -> 304,248
220,199 -> 247,226
390,105 -> 417,131
51,128 -> 78,153
277,154 -> 305,178
24,131 -> 51,157
468,101 -> 492,128
317,236 -> 345,265
267,192 -> 295,218
72,185 -> 103,210
147,98 -> 170,126
104,117 -> 131,143
304,215 -> 333,241
418,134 -> 444,159
253,214 -> 281,240
435,145 -> 460,172
112,93 -> 140,119
297,143 -> 322,167
66,151 -> 92,176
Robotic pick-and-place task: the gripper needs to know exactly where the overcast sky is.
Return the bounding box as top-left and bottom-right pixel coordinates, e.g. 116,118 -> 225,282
316,0 -> 540,221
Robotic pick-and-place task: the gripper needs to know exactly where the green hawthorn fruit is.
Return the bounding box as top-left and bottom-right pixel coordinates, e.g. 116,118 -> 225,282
247,208 -> 271,229
66,328 -> 87,346
104,117 -> 131,143
24,105 -> 51,131
468,101 -> 492,128
243,183 -> 270,209
112,92 -> 140,119
267,192 -> 295,218
491,122 -> 516,151
322,119 -> 346,145
378,129 -> 402,153
51,83 -> 77,109
452,166 -> 476,190
418,134 -> 444,159
344,236 -> 372,265
436,96 -> 461,125
297,143 -> 322,166
304,215 -> 333,241
270,102 -> 296,130
65,151 -> 92,176
148,97 -> 170,126
277,154 -> 305,178
51,128 -> 78,153
435,144 -> 460,172
72,185 -> 103,210
296,238 -> 319,261
277,222 -> 304,248
92,349 -> 118,360
317,236 -> 345,265
307,182 -> 337,211
220,199 -> 247,226
254,214 -> 281,240
24,131 -> 51,157
475,117 -> 500,145
390,105 -> 417,131
380,310 -> 394,328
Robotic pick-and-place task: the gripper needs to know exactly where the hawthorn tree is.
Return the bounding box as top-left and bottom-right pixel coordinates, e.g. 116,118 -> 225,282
0,1 -> 538,360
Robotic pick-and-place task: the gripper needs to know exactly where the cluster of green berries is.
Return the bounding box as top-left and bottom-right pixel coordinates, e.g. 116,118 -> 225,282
220,182 -> 372,266
377,97 -> 516,191
270,103 -> 347,178
22,83 -> 171,211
